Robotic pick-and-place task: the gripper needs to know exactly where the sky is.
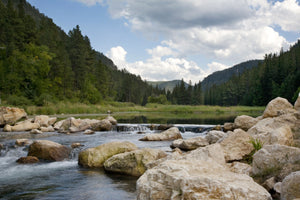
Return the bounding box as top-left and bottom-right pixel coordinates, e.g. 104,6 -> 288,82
27,0 -> 300,84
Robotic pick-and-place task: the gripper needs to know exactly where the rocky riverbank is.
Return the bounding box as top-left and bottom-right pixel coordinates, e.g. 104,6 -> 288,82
1,95 -> 299,200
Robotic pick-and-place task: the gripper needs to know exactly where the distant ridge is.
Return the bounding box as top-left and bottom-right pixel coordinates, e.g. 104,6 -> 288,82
147,80 -> 189,92
201,60 -> 262,91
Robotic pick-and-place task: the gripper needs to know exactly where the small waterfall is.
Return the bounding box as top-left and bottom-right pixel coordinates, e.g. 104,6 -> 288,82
114,124 -> 152,133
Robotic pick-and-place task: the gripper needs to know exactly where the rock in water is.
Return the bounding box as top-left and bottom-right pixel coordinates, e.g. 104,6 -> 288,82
139,127 -> 182,141
0,107 -> 27,126
4,120 -> 40,132
104,148 -> 167,176
263,97 -> 294,118
16,156 -> 39,164
28,140 -> 71,161
78,141 -> 137,168
170,136 -> 208,150
205,130 -> 226,144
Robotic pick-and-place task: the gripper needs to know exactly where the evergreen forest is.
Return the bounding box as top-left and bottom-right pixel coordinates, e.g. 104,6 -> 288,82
0,0 -> 299,107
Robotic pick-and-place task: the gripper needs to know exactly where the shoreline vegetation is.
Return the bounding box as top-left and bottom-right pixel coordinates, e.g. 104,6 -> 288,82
2,101 -> 264,120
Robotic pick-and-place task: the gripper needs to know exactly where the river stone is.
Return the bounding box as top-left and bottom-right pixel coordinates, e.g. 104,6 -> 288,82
247,116 -> 296,146
104,148 -> 167,176
40,126 -> 55,132
16,156 -> 39,164
281,171 -> 300,200
78,141 -> 137,168
71,143 -> 83,148
170,136 -> 208,150
15,139 -> 33,146
263,97 -> 294,118
0,107 -> 27,126
137,159 -> 272,200
252,144 -> 300,182
28,140 -> 71,161
30,129 -> 43,134
106,116 -> 117,125
139,127 -> 182,141
234,115 -> 259,131
91,119 -> 112,131
205,130 -> 226,144
5,120 -> 40,132
228,162 -> 252,176
220,129 -> 254,162
34,115 -> 50,127
223,122 -> 234,132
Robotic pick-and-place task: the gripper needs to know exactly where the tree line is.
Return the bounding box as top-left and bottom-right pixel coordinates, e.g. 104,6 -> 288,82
0,0 -> 165,106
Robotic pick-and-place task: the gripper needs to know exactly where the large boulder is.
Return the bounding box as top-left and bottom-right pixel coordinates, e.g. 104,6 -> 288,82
40,126 -> 55,132
170,136 -> 208,150
104,148 -> 167,176
234,115 -> 259,131
252,144 -> 300,182
4,120 -> 40,132
205,130 -> 226,144
248,116 -> 295,146
28,140 -> 71,161
263,97 -> 294,118
228,162 -> 252,176
78,141 -> 137,168
0,107 -> 27,126
91,119 -> 112,131
139,127 -> 182,141
281,171 -> 300,200
137,159 -> 271,200
33,115 -> 56,127
220,129 -> 254,162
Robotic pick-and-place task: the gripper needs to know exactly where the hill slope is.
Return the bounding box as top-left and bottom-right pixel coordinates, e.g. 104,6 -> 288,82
201,60 -> 262,91
147,80 -> 189,92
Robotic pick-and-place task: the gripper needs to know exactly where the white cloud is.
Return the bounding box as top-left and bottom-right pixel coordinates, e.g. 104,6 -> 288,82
79,0 -> 299,82
73,0 -> 103,6
271,0 -> 300,31
106,46 -> 127,68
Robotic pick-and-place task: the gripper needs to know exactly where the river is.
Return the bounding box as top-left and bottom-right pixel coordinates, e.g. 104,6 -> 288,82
0,122 -> 216,200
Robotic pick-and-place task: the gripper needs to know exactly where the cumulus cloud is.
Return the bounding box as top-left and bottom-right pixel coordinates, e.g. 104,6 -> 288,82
79,0 -> 300,82
73,0 -> 103,6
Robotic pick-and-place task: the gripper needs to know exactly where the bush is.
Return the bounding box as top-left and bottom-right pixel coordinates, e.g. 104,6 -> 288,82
6,95 -> 32,106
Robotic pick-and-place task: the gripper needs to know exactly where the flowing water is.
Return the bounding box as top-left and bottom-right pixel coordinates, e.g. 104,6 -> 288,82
0,123 -> 214,200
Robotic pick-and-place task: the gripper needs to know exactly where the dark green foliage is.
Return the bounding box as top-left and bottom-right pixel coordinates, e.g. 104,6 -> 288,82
203,41 -> 300,106
0,0 -> 164,105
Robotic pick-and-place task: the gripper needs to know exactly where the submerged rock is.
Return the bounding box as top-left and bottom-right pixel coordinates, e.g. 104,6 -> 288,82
139,127 -> 182,141
28,140 -> 71,161
104,148 -> 167,176
16,156 -> 39,164
78,141 -> 137,168
170,136 -> 208,150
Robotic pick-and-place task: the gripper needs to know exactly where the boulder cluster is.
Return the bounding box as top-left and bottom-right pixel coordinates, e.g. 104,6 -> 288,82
136,96 -> 300,200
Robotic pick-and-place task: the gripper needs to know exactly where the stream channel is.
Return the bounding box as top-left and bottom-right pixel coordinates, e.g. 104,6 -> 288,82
0,116 -> 229,200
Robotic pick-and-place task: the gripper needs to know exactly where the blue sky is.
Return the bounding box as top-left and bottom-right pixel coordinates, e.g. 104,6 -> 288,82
27,0 -> 300,84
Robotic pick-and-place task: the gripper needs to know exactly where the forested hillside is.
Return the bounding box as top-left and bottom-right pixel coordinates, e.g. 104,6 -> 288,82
204,42 -> 300,106
0,0 -> 164,106
201,60 -> 262,91
147,80 -> 189,92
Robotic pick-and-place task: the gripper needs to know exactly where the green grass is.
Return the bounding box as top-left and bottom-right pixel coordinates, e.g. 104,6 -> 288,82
2,101 -> 264,117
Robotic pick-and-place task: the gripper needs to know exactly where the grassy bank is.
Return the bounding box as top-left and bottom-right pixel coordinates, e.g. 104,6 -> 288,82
10,101 -> 264,117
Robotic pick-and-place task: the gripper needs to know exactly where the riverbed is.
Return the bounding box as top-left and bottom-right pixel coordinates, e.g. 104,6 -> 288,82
0,123 -> 214,200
